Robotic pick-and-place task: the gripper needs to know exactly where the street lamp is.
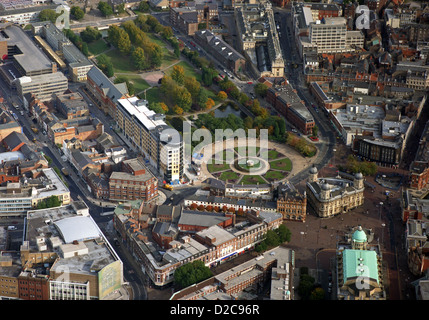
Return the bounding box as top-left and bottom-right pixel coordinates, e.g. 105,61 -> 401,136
381,223 -> 386,246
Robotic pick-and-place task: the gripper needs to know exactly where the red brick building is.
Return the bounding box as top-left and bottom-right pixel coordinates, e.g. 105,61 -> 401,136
266,85 -> 315,135
109,158 -> 158,202
18,272 -> 49,300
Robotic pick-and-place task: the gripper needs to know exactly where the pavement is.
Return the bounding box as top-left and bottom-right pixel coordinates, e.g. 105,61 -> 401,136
285,156 -> 416,300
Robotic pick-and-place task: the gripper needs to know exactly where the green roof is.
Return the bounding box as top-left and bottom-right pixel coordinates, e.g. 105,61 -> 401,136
114,200 -> 143,216
352,228 -> 367,243
343,249 -> 379,284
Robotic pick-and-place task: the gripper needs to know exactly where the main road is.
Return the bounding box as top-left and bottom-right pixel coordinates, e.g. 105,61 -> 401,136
274,8 -> 336,184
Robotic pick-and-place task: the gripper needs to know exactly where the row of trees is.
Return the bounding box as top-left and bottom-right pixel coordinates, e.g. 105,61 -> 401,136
343,155 -> 378,176
285,132 -> 317,157
255,225 -> 291,253
187,203 -> 245,215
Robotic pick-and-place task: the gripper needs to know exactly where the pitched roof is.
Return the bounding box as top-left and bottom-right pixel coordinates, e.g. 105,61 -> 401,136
87,66 -> 128,103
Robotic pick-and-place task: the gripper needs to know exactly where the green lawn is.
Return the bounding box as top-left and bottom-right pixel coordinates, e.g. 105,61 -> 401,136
88,39 -> 109,56
207,162 -> 230,173
269,158 -> 292,171
219,171 -> 240,181
144,87 -> 161,104
104,49 -> 136,74
165,60 -> 201,82
260,149 -> 285,160
239,175 -> 266,185
264,170 -> 286,181
126,75 -> 150,93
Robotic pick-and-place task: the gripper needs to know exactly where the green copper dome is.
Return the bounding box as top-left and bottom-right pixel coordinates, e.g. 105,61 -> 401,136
352,226 -> 367,243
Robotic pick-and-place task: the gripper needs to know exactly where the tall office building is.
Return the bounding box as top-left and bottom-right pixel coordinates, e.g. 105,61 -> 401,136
309,17 -> 347,54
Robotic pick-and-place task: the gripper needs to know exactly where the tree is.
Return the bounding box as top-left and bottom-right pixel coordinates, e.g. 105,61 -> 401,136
277,224 -> 291,243
161,26 -> 173,39
174,105 -> 184,115
171,65 -> 185,85
298,273 -> 316,300
312,125 -> 319,137
174,87 -> 192,111
132,47 -> 147,70
38,9 -> 59,23
116,3 -> 125,14
205,98 -> 215,110
184,76 -> 201,99
117,32 -> 132,54
70,6 -> 85,20
310,287 -> 325,300
98,1 -> 113,17
217,91 -> 227,100
197,89 -> 208,108
254,83 -> 268,97
81,42 -> 89,56
138,1 -> 150,12
97,54 -> 114,77
107,25 -> 122,47
149,102 -> 167,114
173,260 -> 213,289
80,26 -> 102,43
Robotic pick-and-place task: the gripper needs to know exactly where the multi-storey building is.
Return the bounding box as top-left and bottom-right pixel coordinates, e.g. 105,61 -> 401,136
170,246 -> 295,300
169,2 -> 218,36
194,29 -> 246,74
275,182 -> 307,222
306,166 -> 365,218
116,96 -> 183,183
15,72 -> 68,101
21,202 -> 124,300
235,0 -> 284,78
266,84 -> 315,135
109,158 -> 158,202
309,17 -> 347,54
85,66 -> 128,119
0,168 -> 70,216
32,21 -> 93,82
54,91 -> 90,120
113,203 -> 282,287
0,0 -> 61,24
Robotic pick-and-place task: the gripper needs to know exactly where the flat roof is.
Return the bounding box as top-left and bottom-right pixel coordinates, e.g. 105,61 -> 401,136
0,24 -> 52,74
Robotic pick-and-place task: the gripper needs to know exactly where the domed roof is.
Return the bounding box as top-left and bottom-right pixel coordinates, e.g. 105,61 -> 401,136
310,166 -> 318,174
355,172 -> 363,180
352,226 -> 367,243
321,182 -> 330,191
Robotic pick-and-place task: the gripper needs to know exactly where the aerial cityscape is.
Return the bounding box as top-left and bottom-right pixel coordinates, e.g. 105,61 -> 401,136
0,0 -> 427,305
